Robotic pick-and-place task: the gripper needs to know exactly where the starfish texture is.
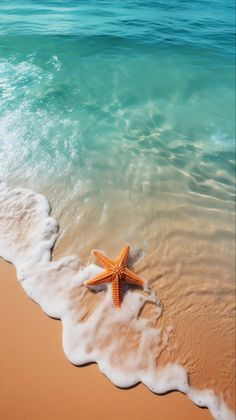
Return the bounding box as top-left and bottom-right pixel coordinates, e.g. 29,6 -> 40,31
84,245 -> 145,308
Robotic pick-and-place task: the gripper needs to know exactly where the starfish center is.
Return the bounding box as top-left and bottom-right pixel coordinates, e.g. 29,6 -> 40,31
114,266 -> 122,275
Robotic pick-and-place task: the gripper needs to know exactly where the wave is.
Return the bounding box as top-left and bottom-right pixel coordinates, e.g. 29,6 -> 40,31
0,184 -> 234,420
0,0 -> 234,55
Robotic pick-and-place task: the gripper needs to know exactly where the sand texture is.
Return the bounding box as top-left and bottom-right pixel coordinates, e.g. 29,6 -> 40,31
0,258 -> 213,420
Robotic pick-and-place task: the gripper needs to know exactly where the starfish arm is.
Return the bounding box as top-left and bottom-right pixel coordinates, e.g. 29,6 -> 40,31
92,249 -> 114,270
84,271 -> 114,286
123,267 -> 145,287
116,244 -> 130,267
112,276 -> 122,308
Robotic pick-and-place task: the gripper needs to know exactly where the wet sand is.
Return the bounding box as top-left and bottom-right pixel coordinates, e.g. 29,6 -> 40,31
51,188 -> 236,413
0,257 -> 212,420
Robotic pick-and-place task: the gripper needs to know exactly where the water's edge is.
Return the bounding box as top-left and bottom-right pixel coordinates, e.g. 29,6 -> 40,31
0,185 -> 234,420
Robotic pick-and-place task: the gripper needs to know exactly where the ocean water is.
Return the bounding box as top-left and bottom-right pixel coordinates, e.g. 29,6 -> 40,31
0,1 -> 235,419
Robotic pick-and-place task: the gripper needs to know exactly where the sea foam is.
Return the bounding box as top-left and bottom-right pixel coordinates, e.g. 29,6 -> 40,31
0,185 -> 234,420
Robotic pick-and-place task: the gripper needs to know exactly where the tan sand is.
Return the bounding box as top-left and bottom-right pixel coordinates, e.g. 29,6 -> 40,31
0,257 -> 212,420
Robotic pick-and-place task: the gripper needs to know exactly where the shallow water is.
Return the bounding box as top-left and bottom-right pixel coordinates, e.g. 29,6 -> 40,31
0,1 -> 235,418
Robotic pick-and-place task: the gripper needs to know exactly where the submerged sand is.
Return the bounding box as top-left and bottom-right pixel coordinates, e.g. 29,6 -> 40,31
0,258 -> 212,420
51,188 -> 236,413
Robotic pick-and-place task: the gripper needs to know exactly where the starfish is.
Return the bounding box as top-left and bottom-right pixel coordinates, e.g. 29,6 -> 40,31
84,244 -> 145,308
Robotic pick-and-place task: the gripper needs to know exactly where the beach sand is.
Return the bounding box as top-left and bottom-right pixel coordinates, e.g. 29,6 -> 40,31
50,188 -> 235,414
0,257 -> 212,420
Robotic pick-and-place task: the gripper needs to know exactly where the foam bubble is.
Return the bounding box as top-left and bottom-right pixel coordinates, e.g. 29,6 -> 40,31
0,185 -> 234,420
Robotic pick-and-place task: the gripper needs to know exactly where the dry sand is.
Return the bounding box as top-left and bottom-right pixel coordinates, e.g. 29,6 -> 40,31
0,257 -> 212,420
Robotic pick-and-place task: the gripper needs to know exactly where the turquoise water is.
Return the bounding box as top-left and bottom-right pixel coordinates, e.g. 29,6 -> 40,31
0,2 -> 236,412
0,0 -> 235,250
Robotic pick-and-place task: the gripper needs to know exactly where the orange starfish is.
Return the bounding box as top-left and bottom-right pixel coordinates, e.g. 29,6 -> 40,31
84,245 -> 145,308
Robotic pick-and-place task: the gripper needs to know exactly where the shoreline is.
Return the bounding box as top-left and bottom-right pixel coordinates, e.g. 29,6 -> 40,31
0,257 -> 212,420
